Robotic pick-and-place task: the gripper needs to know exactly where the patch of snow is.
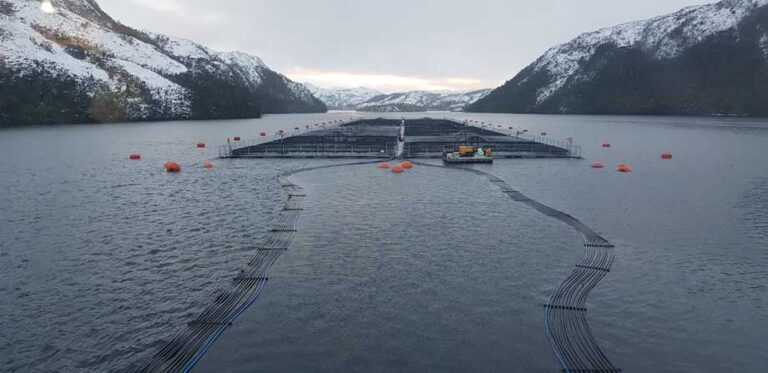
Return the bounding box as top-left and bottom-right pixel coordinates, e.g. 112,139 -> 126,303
12,0 -> 187,76
0,10 -> 110,81
533,0 -> 768,104
218,51 -> 266,87
109,59 -> 188,114
1,0 -> 321,116
218,51 -> 265,69
306,85 -> 383,109
355,89 -> 491,111
760,32 -> 768,60
145,31 -> 212,60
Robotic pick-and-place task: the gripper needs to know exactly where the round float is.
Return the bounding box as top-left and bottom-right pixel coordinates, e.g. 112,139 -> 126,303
165,161 -> 181,173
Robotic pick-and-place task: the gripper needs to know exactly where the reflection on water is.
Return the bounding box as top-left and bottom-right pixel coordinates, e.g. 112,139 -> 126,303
1,113 -> 767,372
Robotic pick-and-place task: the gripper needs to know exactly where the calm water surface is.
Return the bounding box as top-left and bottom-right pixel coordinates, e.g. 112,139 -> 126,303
1,113 -> 766,372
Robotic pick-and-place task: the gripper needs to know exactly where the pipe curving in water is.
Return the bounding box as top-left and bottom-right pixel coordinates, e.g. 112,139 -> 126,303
141,160 -> 385,373
143,159 -> 618,372
413,161 -> 620,373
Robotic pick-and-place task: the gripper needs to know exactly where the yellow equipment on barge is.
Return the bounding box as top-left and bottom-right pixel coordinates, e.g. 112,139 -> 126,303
443,145 -> 493,164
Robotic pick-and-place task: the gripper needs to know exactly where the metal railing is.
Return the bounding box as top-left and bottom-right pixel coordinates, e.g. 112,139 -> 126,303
402,142 -> 578,158
460,119 -> 582,158
218,117 -> 582,159
219,118 -> 357,158
226,143 -> 397,158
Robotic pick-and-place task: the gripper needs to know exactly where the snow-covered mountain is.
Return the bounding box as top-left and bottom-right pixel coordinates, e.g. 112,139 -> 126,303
305,84 -> 383,110
304,85 -> 490,112
468,0 -> 768,116
0,0 -> 325,125
355,89 -> 491,112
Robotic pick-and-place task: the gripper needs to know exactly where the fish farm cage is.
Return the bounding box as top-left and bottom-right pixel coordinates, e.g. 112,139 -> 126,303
219,118 -> 581,159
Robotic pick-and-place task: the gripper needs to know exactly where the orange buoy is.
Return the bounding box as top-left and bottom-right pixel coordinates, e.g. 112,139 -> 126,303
401,161 -> 413,169
165,161 -> 181,173
391,165 -> 404,173
591,162 -> 604,169
129,153 -> 141,160
234,136 -> 241,141
202,162 -> 215,169
661,153 -> 673,159
378,162 -> 391,169
260,132 -> 267,137
617,164 -> 631,173
196,142 -> 206,148
602,143 -> 612,148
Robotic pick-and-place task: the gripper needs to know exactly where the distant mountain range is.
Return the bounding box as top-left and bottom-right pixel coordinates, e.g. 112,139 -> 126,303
7,0 -> 766,124
305,85 -> 383,110
468,0 -> 768,116
356,89 -> 492,112
0,0 -> 325,126
308,85 -> 491,112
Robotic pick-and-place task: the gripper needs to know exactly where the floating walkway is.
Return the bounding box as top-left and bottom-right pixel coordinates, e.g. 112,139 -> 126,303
220,118 -> 581,159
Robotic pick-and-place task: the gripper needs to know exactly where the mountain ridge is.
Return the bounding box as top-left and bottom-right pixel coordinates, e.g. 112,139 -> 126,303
468,0 -> 768,116
357,89 -> 492,112
305,84 -> 383,110
307,85 -> 491,112
0,0 -> 326,126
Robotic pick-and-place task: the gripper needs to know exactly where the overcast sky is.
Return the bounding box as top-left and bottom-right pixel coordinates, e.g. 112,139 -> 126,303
97,0 -> 712,92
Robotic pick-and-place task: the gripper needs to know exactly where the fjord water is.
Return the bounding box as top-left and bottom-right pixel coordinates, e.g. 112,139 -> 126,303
1,114 -> 766,372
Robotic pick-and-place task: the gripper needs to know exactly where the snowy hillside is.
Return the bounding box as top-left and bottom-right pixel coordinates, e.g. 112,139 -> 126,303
468,0 -> 768,116
0,0 -> 325,125
305,85 -> 383,110
305,84 -> 490,112
355,89 -> 491,112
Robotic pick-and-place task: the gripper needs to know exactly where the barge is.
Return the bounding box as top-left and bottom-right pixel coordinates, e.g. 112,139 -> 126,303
442,145 -> 493,164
